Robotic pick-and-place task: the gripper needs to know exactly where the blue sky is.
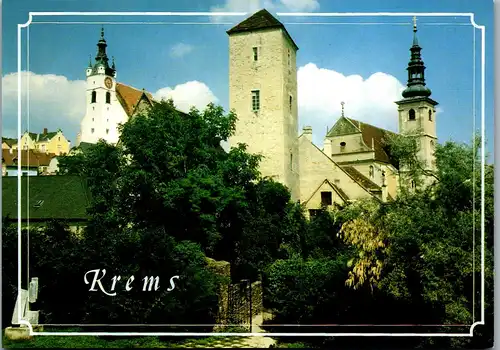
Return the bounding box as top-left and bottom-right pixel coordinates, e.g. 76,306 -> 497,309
1,0 -> 494,160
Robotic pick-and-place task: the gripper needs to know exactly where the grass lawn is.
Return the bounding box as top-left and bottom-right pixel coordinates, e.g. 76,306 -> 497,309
2,328 -> 259,348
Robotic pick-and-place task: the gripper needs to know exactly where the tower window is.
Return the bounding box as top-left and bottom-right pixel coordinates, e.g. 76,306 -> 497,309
287,49 -> 291,68
290,153 -> 293,170
91,90 -> 97,103
289,95 -> 293,112
251,90 -> 260,112
409,109 -> 416,121
253,47 -> 258,61
91,128 -> 95,134
321,191 -> 333,206
428,109 -> 432,121
106,129 -> 109,134
106,92 -> 111,104
369,165 -> 374,178
340,141 -> 346,152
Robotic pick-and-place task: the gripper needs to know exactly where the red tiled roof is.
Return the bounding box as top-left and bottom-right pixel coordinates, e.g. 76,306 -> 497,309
115,83 -> 155,117
2,149 -> 56,167
346,118 -> 398,168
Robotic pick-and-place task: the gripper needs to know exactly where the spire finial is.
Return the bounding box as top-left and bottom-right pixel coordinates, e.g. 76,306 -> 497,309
88,54 -> 92,67
413,16 -> 417,32
101,25 -> 105,39
341,101 -> 345,117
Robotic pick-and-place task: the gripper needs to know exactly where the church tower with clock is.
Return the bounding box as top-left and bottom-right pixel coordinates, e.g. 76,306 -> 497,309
78,27 -> 128,145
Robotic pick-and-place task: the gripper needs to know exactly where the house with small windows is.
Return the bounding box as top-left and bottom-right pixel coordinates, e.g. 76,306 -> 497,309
76,10 -> 439,218
2,138 -> 17,150
9,128 -> 71,156
2,148 -> 57,176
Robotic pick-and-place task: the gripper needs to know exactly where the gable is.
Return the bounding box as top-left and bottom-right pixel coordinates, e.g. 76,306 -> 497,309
303,179 -> 349,207
298,135 -> 380,202
131,94 -> 154,117
347,118 -> 399,168
327,117 -> 361,137
116,83 -> 155,117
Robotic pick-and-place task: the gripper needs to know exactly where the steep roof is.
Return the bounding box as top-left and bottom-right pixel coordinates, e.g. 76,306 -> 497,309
2,175 -> 91,221
227,9 -> 299,51
38,131 -> 58,142
2,138 -> 17,147
346,118 -> 398,167
2,149 -> 56,167
342,166 -> 381,192
327,116 -> 398,168
116,83 -> 155,117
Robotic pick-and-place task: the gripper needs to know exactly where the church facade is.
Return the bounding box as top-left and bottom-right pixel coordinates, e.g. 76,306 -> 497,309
77,9 -> 438,217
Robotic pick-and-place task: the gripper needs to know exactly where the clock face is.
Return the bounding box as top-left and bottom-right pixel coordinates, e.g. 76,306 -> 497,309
104,77 -> 113,89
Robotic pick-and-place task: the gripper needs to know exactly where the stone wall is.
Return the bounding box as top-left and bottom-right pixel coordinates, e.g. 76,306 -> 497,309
250,281 -> 263,317
205,257 -> 264,330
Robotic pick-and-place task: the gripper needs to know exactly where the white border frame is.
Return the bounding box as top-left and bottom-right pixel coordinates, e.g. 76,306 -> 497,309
16,11 -> 486,338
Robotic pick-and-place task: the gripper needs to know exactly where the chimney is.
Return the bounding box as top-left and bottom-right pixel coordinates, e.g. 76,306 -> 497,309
302,126 -> 313,141
381,170 -> 388,202
323,138 -> 332,157
43,128 -> 48,135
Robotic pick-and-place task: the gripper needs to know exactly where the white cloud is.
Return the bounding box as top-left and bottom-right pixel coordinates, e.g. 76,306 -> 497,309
170,43 -> 194,58
210,0 -> 319,22
2,71 -> 86,141
154,81 -> 219,113
279,0 -> 319,11
297,63 -> 406,145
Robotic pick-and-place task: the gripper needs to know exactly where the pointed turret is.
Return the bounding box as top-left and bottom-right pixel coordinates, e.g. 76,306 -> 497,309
87,26 -> 116,77
401,16 -> 432,99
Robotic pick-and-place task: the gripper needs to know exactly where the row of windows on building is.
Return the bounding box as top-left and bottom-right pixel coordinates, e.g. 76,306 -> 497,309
90,128 -> 110,134
91,91 -> 111,104
251,90 -> 293,113
408,108 -> 433,121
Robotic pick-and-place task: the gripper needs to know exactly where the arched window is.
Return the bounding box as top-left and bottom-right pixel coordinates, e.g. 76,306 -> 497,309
369,165 -> 374,178
106,92 -> 111,104
428,109 -> 432,121
340,141 -> 346,152
430,140 -> 435,151
408,109 -> 416,121
91,91 -> 97,103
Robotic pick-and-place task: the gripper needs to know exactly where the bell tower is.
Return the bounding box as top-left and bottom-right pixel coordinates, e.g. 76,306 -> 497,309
79,27 -> 124,145
396,17 -> 438,185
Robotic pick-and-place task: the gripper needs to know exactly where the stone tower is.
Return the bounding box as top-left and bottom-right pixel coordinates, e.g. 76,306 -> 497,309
227,9 -> 300,200
395,17 -> 438,185
79,27 -> 125,145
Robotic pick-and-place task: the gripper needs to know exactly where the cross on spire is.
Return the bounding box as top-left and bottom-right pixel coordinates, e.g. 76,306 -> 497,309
341,101 -> 345,117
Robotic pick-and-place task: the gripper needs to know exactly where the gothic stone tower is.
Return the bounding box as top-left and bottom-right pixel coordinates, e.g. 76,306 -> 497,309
79,27 -> 126,145
227,9 -> 300,200
396,17 -> 438,186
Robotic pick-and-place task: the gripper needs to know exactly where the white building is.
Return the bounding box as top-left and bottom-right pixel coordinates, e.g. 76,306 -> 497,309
77,27 -> 155,146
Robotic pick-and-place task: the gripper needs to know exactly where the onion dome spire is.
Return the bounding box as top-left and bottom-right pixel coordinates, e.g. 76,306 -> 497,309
401,16 -> 432,99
